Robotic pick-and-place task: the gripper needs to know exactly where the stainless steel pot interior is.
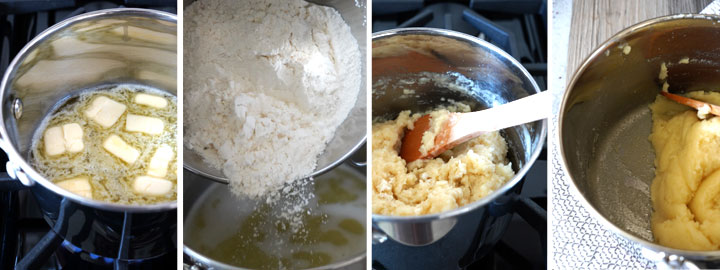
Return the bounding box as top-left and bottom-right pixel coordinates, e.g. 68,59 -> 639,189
559,14 -> 720,261
0,8 -> 177,212
371,28 -> 546,246
182,0 -> 367,184
183,162 -> 366,270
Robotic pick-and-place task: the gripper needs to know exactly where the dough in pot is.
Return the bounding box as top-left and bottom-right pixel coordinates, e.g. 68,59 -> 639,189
650,91 -> 720,251
372,107 -> 515,216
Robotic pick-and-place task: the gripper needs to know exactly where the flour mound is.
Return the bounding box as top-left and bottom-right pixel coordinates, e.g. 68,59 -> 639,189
184,0 -> 361,197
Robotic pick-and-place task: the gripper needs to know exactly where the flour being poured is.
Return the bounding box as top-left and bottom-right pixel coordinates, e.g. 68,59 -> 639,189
184,0 -> 361,198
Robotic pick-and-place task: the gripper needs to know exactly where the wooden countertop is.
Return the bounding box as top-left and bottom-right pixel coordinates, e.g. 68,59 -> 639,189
566,0 -> 713,79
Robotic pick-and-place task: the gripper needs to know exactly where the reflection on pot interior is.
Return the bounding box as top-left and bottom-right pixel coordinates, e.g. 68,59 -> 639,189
372,72 -> 515,216
30,84 -> 177,204
649,90 -> 720,251
185,166 -> 366,269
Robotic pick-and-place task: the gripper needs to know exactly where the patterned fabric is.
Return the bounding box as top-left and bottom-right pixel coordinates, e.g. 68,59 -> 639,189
701,0 -> 720,14
549,113 -> 654,268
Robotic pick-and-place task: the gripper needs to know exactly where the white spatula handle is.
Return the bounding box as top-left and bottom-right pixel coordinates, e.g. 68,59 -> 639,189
452,91 -> 552,140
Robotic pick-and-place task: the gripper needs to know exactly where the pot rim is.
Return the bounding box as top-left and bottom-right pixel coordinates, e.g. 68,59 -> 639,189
558,13 -> 720,258
370,27 -> 547,223
0,8 -> 178,213
183,246 -> 365,270
183,136 -> 367,185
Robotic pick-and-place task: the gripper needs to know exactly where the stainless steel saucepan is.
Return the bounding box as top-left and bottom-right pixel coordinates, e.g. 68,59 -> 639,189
559,14 -> 720,269
0,8 -> 177,264
183,160 -> 367,270
371,28 -> 547,254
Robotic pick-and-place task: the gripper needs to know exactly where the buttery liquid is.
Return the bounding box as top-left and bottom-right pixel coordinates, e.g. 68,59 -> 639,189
185,166 -> 366,269
30,84 -> 177,204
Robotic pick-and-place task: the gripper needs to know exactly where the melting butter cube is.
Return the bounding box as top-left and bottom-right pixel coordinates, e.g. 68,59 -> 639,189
44,126 -> 66,156
44,123 -> 84,156
84,96 -> 126,128
55,176 -> 92,199
62,123 -> 84,153
133,176 -> 173,196
125,114 -> 164,135
134,93 -> 168,108
148,145 -> 174,178
103,134 -> 140,164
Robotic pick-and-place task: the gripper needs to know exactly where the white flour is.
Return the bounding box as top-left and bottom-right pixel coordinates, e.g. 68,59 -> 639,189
184,0 -> 361,198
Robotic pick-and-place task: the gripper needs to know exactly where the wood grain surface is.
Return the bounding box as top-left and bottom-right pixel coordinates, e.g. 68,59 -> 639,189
566,0 -> 713,79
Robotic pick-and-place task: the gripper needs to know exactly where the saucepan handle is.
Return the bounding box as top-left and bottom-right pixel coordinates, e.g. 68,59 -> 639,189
0,100 -> 34,187
183,263 -> 206,270
3,154 -> 34,187
183,254 -> 208,270
372,217 -> 457,246
0,132 -> 33,188
348,159 -> 366,168
0,120 -> 35,187
372,223 -> 388,244
348,142 -> 367,168
641,248 -> 702,270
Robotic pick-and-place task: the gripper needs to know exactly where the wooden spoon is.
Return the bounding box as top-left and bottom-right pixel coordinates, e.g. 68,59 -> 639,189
660,91 -> 720,117
400,91 -> 552,163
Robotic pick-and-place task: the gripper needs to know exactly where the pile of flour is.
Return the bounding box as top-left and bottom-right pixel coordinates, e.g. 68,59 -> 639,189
184,0 -> 361,198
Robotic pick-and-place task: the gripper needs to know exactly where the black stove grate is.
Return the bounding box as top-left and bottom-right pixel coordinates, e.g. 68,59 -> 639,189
372,0 -> 547,90
0,183 -> 18,269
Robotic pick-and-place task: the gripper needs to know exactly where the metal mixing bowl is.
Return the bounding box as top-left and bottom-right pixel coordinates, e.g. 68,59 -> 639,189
182,0 -> 367,184
559,14 -> 720,268
371,28 -> 546,248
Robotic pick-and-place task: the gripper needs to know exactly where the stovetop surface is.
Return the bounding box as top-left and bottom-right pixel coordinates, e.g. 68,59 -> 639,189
0,2 -> 177,269
371,1 -> 547,269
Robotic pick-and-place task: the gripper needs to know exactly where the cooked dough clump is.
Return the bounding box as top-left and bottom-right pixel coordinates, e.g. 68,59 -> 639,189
372,107 -> 515,216
650,91 -> 720,251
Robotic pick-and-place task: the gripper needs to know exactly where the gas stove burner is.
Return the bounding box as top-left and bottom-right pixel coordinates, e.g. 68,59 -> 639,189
56,240 -> 175,270
59,240 -> 145,266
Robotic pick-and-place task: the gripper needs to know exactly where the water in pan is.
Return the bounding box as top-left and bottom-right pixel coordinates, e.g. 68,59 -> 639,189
185,165 -> 366,269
